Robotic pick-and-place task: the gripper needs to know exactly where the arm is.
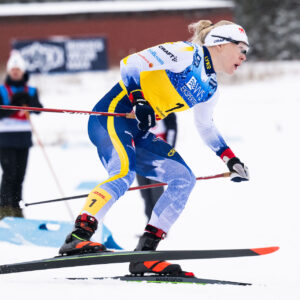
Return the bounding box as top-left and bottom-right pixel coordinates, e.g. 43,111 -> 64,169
194,92 -> 249,182
28,89 -> 43,114
0,95 -> 15,119
10,88 -> 43,114
194,91 -> 228,154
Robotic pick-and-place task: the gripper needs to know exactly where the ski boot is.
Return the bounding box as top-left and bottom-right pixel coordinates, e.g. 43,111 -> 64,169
129,225 -> 186,276
59,213 -> 106,256
0,205 -> 23,219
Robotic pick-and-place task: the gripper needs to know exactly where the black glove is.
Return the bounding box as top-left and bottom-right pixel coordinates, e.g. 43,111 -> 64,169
134,99 -> 156,131
226,157 -> 249,182
130,90 -> 155,131
11,92 -> 31,106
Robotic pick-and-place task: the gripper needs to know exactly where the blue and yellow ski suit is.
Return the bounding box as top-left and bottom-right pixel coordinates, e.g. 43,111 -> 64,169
82,42 -> 230,233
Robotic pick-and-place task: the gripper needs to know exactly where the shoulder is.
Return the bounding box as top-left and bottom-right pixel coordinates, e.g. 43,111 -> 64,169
27,86 -> 38,93
0,85 -> 8,100
154,41 -> 195,61
194,89 -> 219,112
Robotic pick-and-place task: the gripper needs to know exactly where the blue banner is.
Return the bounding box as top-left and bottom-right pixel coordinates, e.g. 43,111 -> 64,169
12,36 -> 108,73
0,217 -> 122,249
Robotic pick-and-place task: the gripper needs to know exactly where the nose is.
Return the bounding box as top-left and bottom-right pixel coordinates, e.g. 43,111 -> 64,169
241,54 -> 247,62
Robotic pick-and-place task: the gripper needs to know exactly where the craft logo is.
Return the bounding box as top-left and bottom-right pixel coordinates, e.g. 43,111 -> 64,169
158,45 -> 178,62
238,27 -> 245,33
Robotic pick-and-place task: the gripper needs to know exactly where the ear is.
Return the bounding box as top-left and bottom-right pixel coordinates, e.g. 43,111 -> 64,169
216,44 -> 225,52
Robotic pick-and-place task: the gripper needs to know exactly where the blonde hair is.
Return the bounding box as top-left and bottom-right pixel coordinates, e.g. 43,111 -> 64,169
188,20 -> 234,45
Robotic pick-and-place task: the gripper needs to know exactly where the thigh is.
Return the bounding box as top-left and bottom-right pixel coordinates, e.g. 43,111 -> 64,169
87,82 -> 141,180
88,114 -> 137,177
15,148 -> 29,181
0,148 -> 17,176
135,133 -> 192,183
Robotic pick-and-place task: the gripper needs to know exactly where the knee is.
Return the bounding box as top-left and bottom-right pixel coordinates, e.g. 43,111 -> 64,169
170,168 -> 196,192
182,171 -> 196,193
108,170 -> 136,197
2,171 -> 17,183
189,171 -> 196,190
124,170 -> 136,188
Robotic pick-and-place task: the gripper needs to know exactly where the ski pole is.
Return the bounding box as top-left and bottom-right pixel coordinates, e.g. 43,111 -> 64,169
0,105 -> 136,119
25,112 -> 74,220
23,172 -> 231,207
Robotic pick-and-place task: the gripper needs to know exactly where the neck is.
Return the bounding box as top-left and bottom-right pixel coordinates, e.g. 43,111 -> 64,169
205,46 -> 223,73
5,73 -> 28,87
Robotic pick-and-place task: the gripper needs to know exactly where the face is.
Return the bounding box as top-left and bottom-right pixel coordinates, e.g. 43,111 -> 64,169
8,67 -> 24,81
218,42 -> 248,75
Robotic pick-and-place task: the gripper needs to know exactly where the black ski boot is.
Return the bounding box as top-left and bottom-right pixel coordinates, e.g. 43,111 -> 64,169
59,213 -> 106,256
129,224 -> 183,275
0,205 -> 23,219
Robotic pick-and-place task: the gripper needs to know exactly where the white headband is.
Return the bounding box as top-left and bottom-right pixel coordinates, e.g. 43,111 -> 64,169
204,24 -> 249,47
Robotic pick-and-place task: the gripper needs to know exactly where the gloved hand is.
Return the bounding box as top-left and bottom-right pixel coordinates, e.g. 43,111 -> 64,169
11,92 -> 31,106
134,99 -> 156,131
130,90 -> 155,131
226,157 -> 249,182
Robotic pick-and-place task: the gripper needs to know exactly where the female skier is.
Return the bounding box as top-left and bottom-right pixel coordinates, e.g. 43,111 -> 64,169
59,20 -> 250,276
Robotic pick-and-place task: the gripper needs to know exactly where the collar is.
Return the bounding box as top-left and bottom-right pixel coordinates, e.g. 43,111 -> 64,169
202,46 -> 216,75
5,72 -> 29,87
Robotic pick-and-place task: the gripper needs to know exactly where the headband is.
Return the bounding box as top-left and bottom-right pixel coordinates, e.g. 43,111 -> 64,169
204,24 -> 249,47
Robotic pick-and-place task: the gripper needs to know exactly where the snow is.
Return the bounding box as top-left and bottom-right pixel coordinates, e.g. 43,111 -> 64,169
0,0 -> 233,17
1,63 -> 300,299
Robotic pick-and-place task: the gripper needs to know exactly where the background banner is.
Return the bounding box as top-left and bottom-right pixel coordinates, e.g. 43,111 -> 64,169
12,36 -> 108,73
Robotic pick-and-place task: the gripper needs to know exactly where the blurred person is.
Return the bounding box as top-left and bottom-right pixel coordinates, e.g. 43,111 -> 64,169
59,20 -> 250,276
136,113 -> 177,222
0,51 -> 43,219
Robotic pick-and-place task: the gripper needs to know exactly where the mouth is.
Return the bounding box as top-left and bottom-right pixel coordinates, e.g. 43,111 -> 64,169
234,64 -> 240,70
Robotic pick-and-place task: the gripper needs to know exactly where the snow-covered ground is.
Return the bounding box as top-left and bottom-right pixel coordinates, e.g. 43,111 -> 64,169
1,63 -> 300,299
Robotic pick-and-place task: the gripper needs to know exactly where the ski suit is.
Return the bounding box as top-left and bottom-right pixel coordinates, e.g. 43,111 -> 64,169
82,42 -> 230,233
137,113 -> 178,222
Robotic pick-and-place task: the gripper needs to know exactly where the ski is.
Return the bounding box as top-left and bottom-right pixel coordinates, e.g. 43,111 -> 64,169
66,274 -> 251,286
0,246 -> 279,275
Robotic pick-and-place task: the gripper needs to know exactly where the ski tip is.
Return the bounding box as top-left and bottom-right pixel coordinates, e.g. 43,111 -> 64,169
251,246 -> 280,255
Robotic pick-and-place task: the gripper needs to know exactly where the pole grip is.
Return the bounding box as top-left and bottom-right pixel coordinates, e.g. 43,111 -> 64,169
125,112 -> 136,119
